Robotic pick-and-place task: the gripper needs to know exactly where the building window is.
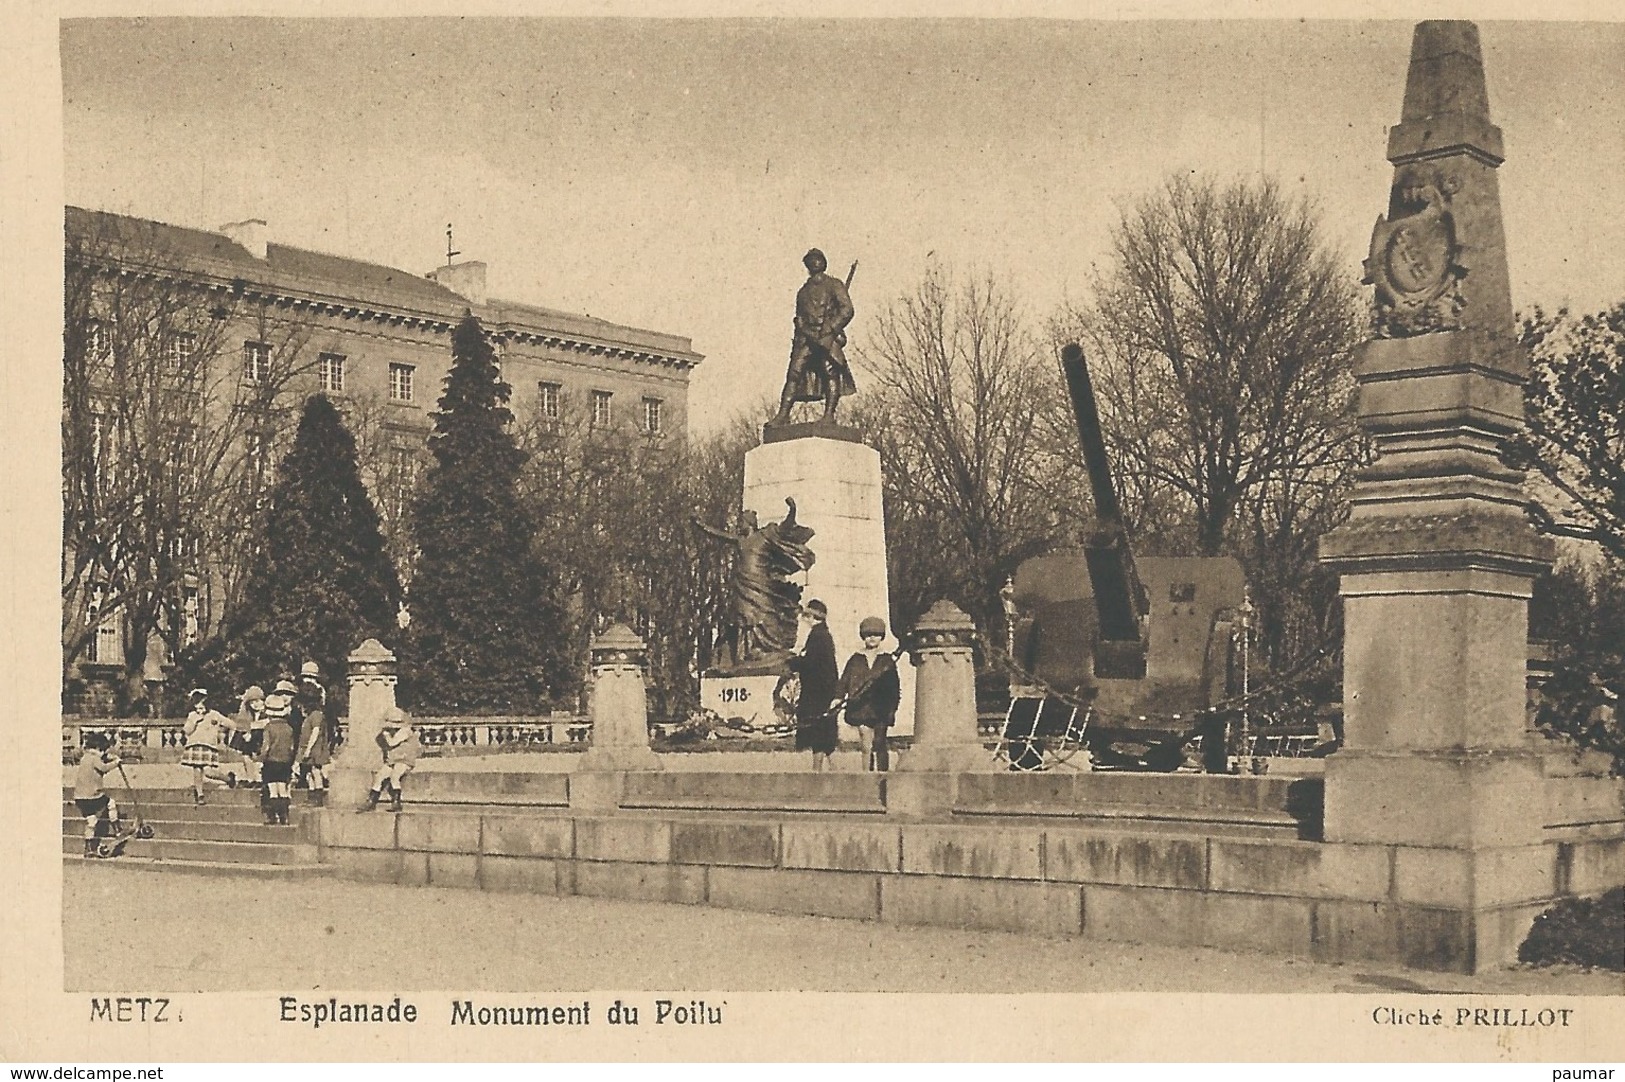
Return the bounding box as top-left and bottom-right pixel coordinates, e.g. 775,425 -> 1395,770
538,381 -> 562,421
89,409 -> 117,486
181,583 -> 201,647
318,353 -> 346,394
243,341 -> 271,383
86,320 -> 112,362
169,421 -> 201,473
246,429 -> 275,484
389,363 -> 415,403
88,610 -> 121,665
590,390 -> 613,429
165,331 -> 196,368
388,445 -> 420,522
641,397 -> 664,436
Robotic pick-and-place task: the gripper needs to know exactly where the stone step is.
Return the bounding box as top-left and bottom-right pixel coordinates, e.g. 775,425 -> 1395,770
407,771 -> 570,807
63,855 -> 332,880
60,832 -> 319,865
951,804 -> 1309,840
952,772 -> 1324,839
63,800 -> 318,827
62,817 -> 309,844
63,785 -> 322,806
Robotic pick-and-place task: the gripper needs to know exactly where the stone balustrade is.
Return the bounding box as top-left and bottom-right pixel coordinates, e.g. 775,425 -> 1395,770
409,718 -> 591,752
62,720 -> 186,763
61,715 -> 591,764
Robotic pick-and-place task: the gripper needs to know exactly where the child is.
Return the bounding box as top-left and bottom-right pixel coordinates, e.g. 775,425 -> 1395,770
233,685 -> 267,788
180,688 -> 236,804
72,731 -> 122,858
360,708 -> 419,813
839,616 -> 901,771
295,661 -> 331,806
259,680 -> 299,825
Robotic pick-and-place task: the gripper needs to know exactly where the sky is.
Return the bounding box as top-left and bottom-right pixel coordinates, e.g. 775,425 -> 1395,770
60,17 -> 1625,435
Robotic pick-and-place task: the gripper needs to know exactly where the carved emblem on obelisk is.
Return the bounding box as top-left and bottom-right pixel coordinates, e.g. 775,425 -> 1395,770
1364,170 -> 1468,338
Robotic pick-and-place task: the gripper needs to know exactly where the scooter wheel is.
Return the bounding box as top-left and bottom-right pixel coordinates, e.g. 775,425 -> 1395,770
137,824 -> 155,839
97,842 -> 115,858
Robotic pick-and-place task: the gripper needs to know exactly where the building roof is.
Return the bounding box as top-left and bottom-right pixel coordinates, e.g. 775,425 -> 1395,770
65,206 -> 702,367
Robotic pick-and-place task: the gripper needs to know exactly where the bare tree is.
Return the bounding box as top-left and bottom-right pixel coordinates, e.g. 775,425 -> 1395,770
856,262 -> 1064,632
1509,302 -> 1625,562
516,396 -> 757,715
62,211 -> 316,712
1061,174 -> 1364,558
342,389 -> 428,600
1054,175 -> 1365,667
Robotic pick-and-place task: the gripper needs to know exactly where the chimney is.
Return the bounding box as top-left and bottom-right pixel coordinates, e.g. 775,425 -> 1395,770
219,219 -> 269,260
428,261 -> 488,306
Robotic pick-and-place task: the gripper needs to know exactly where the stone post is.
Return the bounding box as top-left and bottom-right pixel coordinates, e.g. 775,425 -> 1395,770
889,600 -> 989,817
1317,21 -> 1555,970
573,624 -> 660,808
330,638 -> 398,808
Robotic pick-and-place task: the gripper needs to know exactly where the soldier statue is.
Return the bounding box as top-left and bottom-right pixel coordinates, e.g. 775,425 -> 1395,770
769,248 -> 856,425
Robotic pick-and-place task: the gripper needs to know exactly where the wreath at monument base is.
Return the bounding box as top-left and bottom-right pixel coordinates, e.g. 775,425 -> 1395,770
772,672 -> 800,727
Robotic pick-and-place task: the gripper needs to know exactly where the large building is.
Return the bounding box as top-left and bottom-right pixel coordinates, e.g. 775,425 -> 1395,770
63,206 -> 702,711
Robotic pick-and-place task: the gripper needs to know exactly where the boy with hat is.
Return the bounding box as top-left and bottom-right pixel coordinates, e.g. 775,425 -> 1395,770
359,707 -> 419,814
258,678 -> 300,825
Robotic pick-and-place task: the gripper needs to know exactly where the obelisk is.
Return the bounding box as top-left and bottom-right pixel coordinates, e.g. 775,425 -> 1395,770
1318,21 -> 1555,969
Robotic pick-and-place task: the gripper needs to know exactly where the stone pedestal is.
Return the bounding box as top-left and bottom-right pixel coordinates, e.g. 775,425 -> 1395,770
743,431 -> 915,733
575,623 -> 660,778
698,673 -> 783,731
896,600 -> 989,775
331,639 -> 397,808
1317,21 -> 1558,972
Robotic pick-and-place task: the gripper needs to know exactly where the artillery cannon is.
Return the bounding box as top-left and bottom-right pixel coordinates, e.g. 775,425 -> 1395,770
1005,344 -> 1248,771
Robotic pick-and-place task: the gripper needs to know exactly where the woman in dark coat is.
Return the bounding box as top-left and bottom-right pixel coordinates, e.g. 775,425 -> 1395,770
789,599 -> 840,770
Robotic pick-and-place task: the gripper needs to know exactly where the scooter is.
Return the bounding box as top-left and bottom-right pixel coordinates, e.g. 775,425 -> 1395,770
96,762 -> 156,858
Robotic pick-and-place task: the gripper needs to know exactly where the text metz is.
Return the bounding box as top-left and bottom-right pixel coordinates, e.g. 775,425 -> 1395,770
90,998 -> 172,1022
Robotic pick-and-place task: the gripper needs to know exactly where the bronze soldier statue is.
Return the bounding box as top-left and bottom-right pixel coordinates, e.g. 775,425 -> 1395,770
770,248 -> 856,425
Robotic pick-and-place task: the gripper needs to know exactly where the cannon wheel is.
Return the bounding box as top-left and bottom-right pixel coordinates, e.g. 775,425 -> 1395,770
995,696 -> 1091,772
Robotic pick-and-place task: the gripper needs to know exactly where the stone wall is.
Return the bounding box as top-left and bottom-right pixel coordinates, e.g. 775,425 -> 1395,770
317,767 -> 1625,973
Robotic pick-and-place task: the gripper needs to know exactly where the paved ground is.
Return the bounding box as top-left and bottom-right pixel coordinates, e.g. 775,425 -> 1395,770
64,864 -> 1623,995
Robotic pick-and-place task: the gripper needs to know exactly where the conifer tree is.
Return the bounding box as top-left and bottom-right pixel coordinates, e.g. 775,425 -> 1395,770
197,394 -> 400,704
407,314 -> 561,710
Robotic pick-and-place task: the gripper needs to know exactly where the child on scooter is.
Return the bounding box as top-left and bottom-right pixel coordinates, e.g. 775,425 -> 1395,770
72,731 -> 122,858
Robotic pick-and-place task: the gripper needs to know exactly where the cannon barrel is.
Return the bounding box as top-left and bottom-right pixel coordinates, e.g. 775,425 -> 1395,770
1060,343 -> 1122,529
1060,344 -> 1146,649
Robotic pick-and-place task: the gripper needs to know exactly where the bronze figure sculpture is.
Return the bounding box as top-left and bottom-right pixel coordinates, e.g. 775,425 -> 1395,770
769,248 -> 856,425
692,498 -> 817,671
